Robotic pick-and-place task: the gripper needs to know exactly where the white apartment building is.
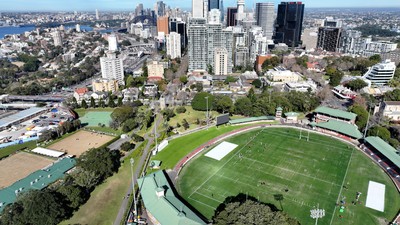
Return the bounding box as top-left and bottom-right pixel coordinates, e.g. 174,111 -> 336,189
363,60 -> 396,86
108,34 -> 118,52
100,52 -> 125,85
147,61 -> 165,80
52,30 -> 63,46
214,47 -> 228,76
166,32 -> 181,59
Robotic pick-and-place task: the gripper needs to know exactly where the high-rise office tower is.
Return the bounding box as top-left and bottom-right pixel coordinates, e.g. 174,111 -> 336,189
52,30 -> 63,46
156,1 -> 166,17
188,18 -> 208,71
95,9 -> 99,20
100,52 -> 125,85
317,27 -> 342,52
255,2 -> 275,40
170,19 -> 187,48
275,2 -> 304,47
157,16 -> 169,34
135,4 -> 144,17
108,34 -> 118,51
226,7 -> 238,26
166,32 -> 182,59
220,0 -> 224,22
208,9 -> 221,24
236,0 -> 246,22
192,0 -> 205,18
208,0 -> 220,11
76,24 -> 81,32
214,47 -> 228,75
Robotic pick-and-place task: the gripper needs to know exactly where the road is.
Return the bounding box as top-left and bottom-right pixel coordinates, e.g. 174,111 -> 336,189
113,115 -> 163,225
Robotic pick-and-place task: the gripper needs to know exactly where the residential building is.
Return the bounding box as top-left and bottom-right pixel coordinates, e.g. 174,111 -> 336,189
323,17 -> 342,28
363,60 -> 396,86
207,24 -> 233,74
108,34 -> 118,52
166,32 -> 181,59
267,67 -> 302,84
188,18 -> 208,72
157,16 -> 169,35
226,7 -> 237,27
255,2 -> 275,39
75,24 -> 81,32
317,27 -> 342,52
73,87 -> 89,103
100,52 -> 125,85
275,2 -> 305,47
192,0 -> 206,18
381,101 -> 400,122
234,45 -> 249,67
147,61 -> 165,81
284,80 -> 317,93
52,30 -> 62,46
363,38 -> 397,57
214,47 -> 228,76
92,79 -> 119,93
302,28 -> 318,51
339,30 -> 364,54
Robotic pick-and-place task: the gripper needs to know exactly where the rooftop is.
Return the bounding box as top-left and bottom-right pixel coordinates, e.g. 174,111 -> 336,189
365,136 -> 400,168
314,106 -> 357,121
137,170 -> 206,225
0,157 -> 76,212
0,107 -> 47,128
311,120 -> 362,139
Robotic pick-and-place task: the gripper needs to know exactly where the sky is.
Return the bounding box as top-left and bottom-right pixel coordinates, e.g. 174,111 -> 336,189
1,0 -> 400,12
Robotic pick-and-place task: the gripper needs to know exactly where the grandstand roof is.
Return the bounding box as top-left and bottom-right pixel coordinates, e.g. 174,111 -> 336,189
365,136 -> 400,168
312,120 -> 363,139
314,106 -> 357,121
285,112 -> 299,117
229,116 -> 276,125
137,170 -> 206,225
0,158 -> 76,212
0,107 -> 46,128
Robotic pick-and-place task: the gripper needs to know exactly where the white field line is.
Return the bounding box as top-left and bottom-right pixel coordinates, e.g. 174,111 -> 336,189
188,196 -> 216,209
329,147 -> 355,225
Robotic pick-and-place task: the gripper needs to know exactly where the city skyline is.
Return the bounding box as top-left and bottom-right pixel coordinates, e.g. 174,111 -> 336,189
1,0 -> 400,12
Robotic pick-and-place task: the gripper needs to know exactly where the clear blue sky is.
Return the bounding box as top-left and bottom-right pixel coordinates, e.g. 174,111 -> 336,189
1,0 -> 400,12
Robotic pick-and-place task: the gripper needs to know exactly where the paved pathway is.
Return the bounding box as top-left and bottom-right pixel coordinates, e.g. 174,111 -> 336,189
113,115 -> 163,225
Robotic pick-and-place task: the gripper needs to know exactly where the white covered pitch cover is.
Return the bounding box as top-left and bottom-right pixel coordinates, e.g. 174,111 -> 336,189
365,181 -> 385,212
205,141 -> 238,161
32,147 -> 65,158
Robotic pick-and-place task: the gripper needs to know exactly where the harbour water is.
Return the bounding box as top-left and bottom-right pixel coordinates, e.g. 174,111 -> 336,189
0,25 -> 112,39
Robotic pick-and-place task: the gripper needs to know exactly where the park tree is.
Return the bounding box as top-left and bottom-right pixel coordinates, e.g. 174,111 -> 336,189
182,119 -> 190,130
56,184 -> 88,209
120,142 -> 135,152
72,170 -> 102,189
328,69 -> 344,86
213,95 -> 234,114
81,99 -> 88,109
90,97 -> 96,108
99,99 -> 106,108
108,95 -> 116,108
384,89 -> 400,101
0,190 -> 69,225
176,106 -> 187,114
368,126 -> 391,142
345,79 -> 368,91
350,105 -> 369,129
191,92 -> 215,111
111,106 -> 136,127
179,76 -> 188,85
224,76 -> 238,84
252,79 -> 262,88
234,97 -> 252,116
131,133 -> 145,142
369,54 -> 381,64
262,56 -> 280,71
117,97 -> 123,107
162,108 -> 176,121
77,147 -> 121,181
213,197 -> 299,225
122,119 -> 138,132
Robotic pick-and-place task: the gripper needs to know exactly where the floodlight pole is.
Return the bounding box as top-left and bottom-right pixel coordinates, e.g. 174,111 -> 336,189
205,96 -> 209,129
363,105 -> 372,138
130,158 -> 138,222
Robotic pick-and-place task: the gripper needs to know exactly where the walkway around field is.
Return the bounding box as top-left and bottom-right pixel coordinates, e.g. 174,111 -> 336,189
173,123 -> 400,225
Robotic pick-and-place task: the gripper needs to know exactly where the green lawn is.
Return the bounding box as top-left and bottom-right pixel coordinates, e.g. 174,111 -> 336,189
0,141 -> 37,159
152,124 -> 250,170
177,128 -> 400,225
60,142 -> 145,225
167,107 -> 220,133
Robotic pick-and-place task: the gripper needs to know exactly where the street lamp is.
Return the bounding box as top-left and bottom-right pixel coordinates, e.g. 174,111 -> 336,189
310,204 -> 325,225
130,158 -> 138,222
205,96 -> 209,128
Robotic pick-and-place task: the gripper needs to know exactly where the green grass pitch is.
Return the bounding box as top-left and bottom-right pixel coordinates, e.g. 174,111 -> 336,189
177,128 -> 400,225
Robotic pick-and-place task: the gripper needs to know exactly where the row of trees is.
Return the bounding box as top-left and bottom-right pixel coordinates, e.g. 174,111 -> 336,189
0,147 -> 121,225
110,106 -> 153,132
191,90 -> 320,117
